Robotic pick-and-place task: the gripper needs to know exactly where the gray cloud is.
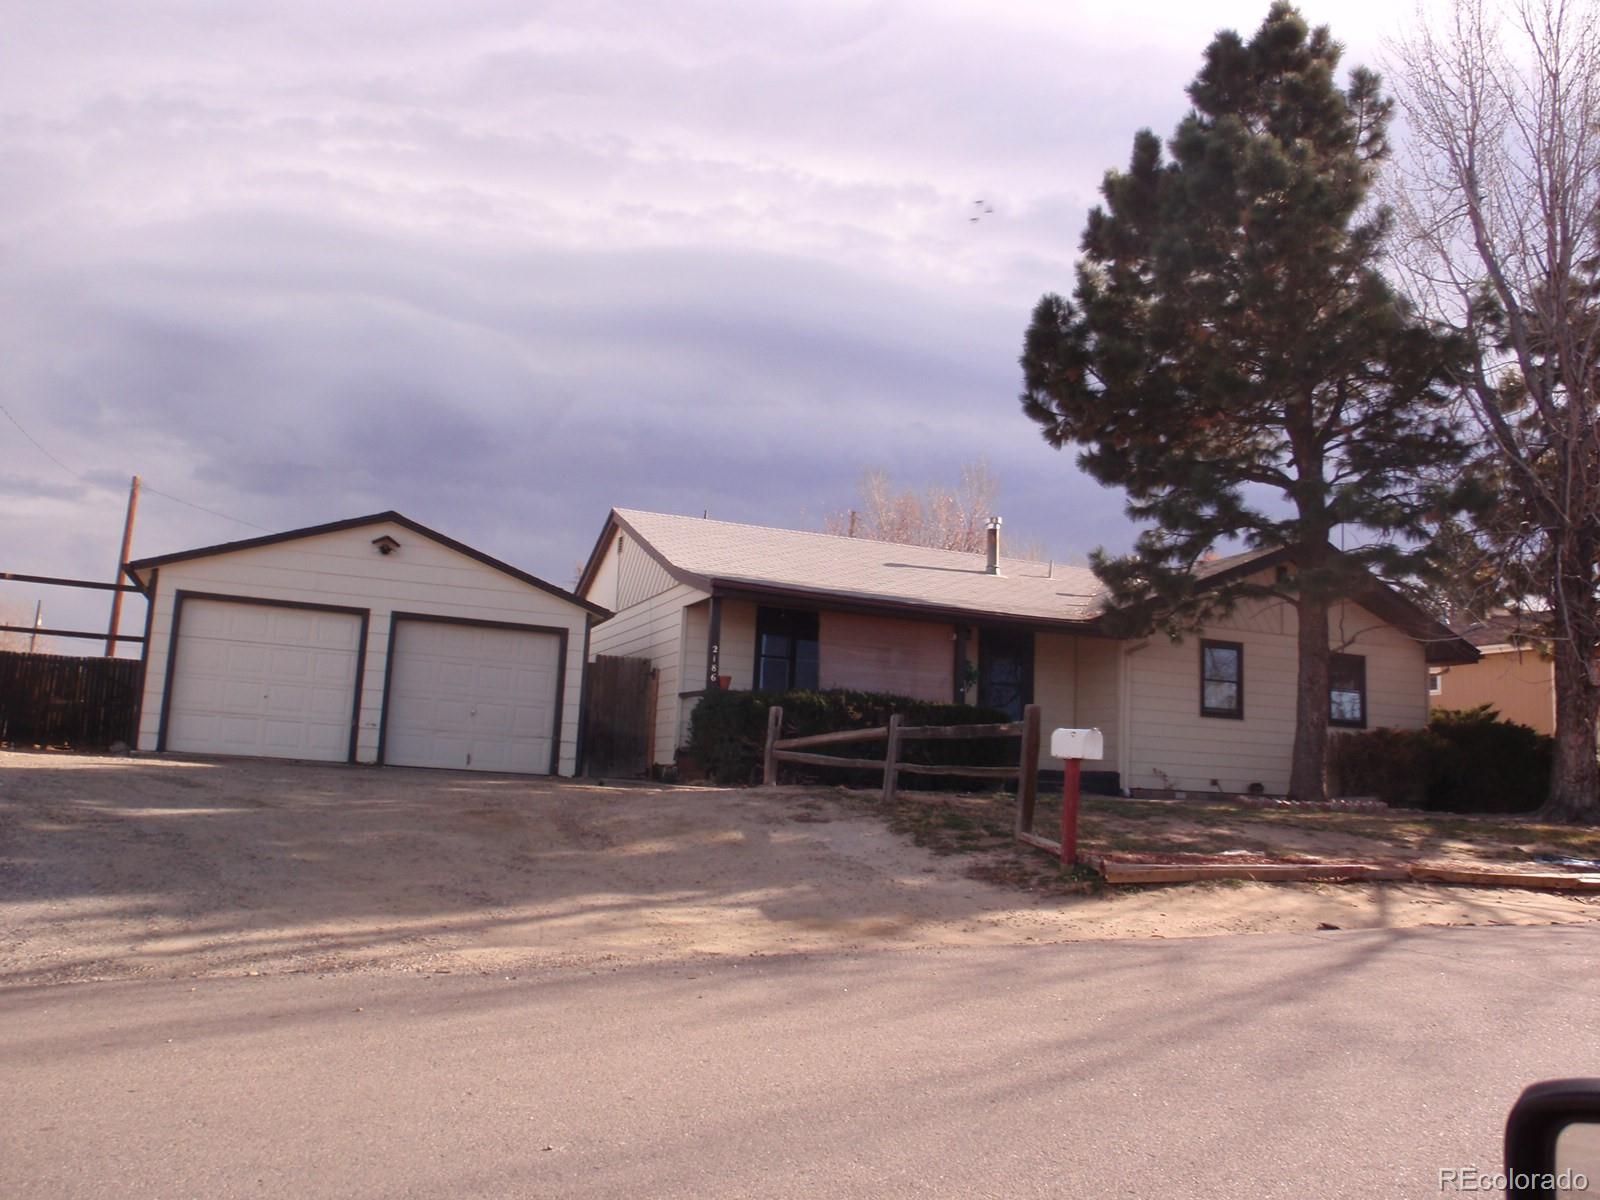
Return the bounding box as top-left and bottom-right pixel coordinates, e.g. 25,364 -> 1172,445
0,0 -> 1413,640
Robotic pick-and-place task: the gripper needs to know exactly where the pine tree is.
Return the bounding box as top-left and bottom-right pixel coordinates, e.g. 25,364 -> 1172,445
1019,3 -> 1464,801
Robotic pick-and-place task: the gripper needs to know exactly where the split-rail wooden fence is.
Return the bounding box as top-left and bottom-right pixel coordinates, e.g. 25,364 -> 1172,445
762,702 -> 1042,831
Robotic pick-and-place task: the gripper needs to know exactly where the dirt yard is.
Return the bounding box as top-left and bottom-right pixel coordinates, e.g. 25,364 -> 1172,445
2,750 -> 1596,987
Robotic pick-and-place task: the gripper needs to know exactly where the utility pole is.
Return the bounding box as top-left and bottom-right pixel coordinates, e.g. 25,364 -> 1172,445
104,475 -> 140,657
28,600 -> 41,654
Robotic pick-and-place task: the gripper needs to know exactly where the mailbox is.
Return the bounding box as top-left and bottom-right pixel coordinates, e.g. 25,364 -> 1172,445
1050,727 -> 1104,761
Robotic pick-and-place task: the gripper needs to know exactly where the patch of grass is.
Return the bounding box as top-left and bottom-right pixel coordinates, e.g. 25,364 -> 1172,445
789,782 -> 1600,895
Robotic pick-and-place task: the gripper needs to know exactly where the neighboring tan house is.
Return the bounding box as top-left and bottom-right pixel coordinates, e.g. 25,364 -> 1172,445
1428,612 -> 1555,735
576,508 -> 1479,795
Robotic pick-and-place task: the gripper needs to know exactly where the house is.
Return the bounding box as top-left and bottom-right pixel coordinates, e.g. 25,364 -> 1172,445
1428,612 -> 1555,735
576,508 -> 1479,795
125,512 -> 608,775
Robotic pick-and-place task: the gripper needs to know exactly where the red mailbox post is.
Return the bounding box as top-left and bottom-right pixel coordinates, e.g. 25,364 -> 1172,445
1050,728 -> 1104,868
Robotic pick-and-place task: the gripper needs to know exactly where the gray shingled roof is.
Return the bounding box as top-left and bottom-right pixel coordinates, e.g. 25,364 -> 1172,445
613,508 -> 1107,625
604,509 -> 1480,663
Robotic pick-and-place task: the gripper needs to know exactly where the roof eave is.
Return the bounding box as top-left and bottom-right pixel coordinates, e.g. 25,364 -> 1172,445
707,577 -> 1106,633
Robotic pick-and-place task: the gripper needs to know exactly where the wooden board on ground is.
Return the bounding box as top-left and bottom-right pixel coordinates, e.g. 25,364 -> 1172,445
1052,850 -> 1600,891
1088,859 -> 1408,885
1409,863 -> 1600,891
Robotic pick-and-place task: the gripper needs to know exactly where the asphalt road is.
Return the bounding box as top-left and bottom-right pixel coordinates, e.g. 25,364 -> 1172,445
4,925 -> 1597,1199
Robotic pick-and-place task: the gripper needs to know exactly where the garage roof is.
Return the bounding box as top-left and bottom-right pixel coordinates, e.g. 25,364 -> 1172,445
125,510 -> 611,618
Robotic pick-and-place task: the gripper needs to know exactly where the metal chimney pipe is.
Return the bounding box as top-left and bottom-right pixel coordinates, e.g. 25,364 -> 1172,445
985,516 -> 1002,575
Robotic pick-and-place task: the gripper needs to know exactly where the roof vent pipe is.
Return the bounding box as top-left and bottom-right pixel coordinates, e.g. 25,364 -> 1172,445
985,516 -> 1002,575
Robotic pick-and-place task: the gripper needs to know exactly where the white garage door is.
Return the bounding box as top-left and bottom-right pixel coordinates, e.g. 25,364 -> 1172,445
384,620 -> 561,774
166,599 -> 362,762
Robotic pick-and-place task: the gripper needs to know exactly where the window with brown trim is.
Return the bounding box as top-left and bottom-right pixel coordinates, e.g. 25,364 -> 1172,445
1329,653 -> 1367,728
1200,639 -> 1244,719
755,607 -> 819,692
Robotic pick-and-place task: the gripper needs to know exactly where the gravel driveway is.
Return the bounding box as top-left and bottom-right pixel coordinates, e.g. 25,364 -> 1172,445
3,749 -> 1594,987
0,750 -> 1085,985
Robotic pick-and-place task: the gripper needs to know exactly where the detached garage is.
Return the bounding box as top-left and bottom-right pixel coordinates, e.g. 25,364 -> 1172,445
125,512 -> 609,776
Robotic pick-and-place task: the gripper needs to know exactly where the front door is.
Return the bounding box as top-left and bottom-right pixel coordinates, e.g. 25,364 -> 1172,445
977,628 -> 1033,720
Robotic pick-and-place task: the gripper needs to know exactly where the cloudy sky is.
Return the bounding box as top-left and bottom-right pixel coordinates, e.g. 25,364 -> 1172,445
0,0 -> 1415,649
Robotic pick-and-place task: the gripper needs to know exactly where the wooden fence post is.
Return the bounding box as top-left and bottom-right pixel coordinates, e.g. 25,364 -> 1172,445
1016,703 -> 1041,835
763,704 -> 783,786
882,712 -> 903,803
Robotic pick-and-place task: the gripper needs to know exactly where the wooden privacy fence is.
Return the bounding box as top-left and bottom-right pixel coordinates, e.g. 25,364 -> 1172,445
582,654 -> 656,777
0,650 -> 141,749
763,702 -> 1041,821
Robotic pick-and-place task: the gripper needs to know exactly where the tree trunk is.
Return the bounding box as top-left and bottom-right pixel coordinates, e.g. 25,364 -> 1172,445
1288,593 -> 1331,804
1542,635 -> 1600,824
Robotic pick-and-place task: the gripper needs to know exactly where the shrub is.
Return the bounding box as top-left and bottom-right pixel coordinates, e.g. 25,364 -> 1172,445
1327,705 -> 1552,814
686,688 -> 1014,787
1426,705 -> 1551,814
1327,726 -> 1440,808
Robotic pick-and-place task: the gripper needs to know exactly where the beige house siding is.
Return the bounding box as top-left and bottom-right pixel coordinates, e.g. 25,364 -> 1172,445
135,521 -> 592,775
819,611 -> 952,700
1353,603 -> 1430,732
617,538 -> 678,609
585,529 -> 712,764
676,601 -> 711,748
672,598 -> 759,763
586,534 -> 621,611
682,601 -> 710,692
1123,597 -> 1428,795
1430,650 -> 1555,734
717,599 -> 759,690
1070,636 -> 1122,777
587,527 -> 682,613
1032,633 -> 1077,770
589,580 -> 708,765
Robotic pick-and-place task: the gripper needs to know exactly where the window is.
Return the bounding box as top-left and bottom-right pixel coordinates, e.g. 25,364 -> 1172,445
1428,670 -> 1442,696
1330,653 -> 1367,727
1200,640 -> 1244,719
755,608 -> 818,692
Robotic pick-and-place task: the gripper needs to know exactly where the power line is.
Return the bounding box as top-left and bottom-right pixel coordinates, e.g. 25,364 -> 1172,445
0,401 -> 79,478
141,485 -> 269,531
1,398 -> 270,532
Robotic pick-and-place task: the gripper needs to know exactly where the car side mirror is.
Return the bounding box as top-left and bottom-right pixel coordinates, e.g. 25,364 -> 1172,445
1505,1079 -> 1600,1198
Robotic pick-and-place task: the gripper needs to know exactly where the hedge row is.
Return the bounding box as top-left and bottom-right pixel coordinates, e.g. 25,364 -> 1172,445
1328,705 -> 1552,814
686,688 -> 1015,787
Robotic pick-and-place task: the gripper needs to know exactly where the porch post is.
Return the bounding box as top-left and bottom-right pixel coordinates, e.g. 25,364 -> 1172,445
705,595 -> 723,690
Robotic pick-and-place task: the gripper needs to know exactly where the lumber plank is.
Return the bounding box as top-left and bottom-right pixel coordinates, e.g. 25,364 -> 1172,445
896,722 -> 1022,740
1408,864 -> 1600,891
771,750 -> 886,771
773,726 -> 888,750
895,762 -> 1020,779
1097,862 -> 1408,885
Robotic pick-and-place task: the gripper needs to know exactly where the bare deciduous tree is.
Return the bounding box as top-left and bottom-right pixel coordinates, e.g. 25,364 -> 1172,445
1390,0 -> 1600,820
821,460 -> 1040,557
